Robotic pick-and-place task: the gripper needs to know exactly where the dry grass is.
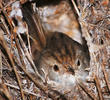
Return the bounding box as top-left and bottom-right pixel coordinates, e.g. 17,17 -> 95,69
0,0 -> 110,100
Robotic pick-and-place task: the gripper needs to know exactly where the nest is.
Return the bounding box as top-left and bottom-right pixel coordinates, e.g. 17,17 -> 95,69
0,0 -> 110,100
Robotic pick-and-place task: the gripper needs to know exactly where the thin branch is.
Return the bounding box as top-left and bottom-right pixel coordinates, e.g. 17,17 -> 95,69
5,83 -> 41,97
71,0 -> 80,16
94,75 -> 104,100
25,22 -> 32,56
0,82 -> 12,100
0,49 -> 2,78
77,85 -> 85,100
0,30 -> 25,100
77,79 -> 97,100
0,16 -> 10,35
101,63 -> 110,92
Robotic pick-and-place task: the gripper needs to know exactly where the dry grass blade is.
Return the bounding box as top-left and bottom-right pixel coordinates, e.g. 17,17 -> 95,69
0,4 -> 13,30
101,63 -> 110,92
0,49 -> 2,78
5,83 -> 41,97
0,82 -> 12,100
25,23 -> 32,56
77,85 -> 85,100
77,79 -> 97,100
0,30 -> 25,100
0,16 -> 10,35
94,75 -> 103,100
71,0 -> 80,16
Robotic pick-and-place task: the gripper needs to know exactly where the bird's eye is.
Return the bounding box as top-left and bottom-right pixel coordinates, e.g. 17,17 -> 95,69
76,59 -> 80,66
53,65 -> 59,71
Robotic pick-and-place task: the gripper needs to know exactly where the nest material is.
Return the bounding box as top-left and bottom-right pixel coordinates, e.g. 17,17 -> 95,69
0,0 -> 110,100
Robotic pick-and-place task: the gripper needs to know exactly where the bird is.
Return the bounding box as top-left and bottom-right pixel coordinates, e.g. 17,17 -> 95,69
34,32 -> 90,93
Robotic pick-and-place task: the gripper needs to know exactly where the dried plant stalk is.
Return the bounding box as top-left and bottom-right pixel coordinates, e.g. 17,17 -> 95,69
77,0 -> 110,99
0,31 -> 25,100
0,50 -> 2,78
94,75 -> 103,100
77,79 -> 97,100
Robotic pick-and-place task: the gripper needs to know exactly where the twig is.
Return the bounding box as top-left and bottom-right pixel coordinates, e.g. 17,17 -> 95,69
0,4 -> 13,30
0,49 -> 2,78
94,75 -> 104,100
0,31 -> 25,100
0,81 -> 12,100
0,0 -> 16,10
71,0 -> 80,16
101,63 -> 110,92
77,85 -> 85,100
77,79 -> 97,100
25,22 -> 32,56
1,44 -> 12,71
5,83 -> 41,97
0,16 -> 10,35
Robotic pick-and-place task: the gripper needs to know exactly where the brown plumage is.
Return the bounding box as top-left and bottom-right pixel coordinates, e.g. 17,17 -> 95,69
34,32 -> 90,91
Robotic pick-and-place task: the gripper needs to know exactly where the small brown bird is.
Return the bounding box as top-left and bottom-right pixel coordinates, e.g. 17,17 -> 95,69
35,32 -> 90,92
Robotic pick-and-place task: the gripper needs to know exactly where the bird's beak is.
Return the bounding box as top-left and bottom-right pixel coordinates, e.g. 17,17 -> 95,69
68,66 -> 75,75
